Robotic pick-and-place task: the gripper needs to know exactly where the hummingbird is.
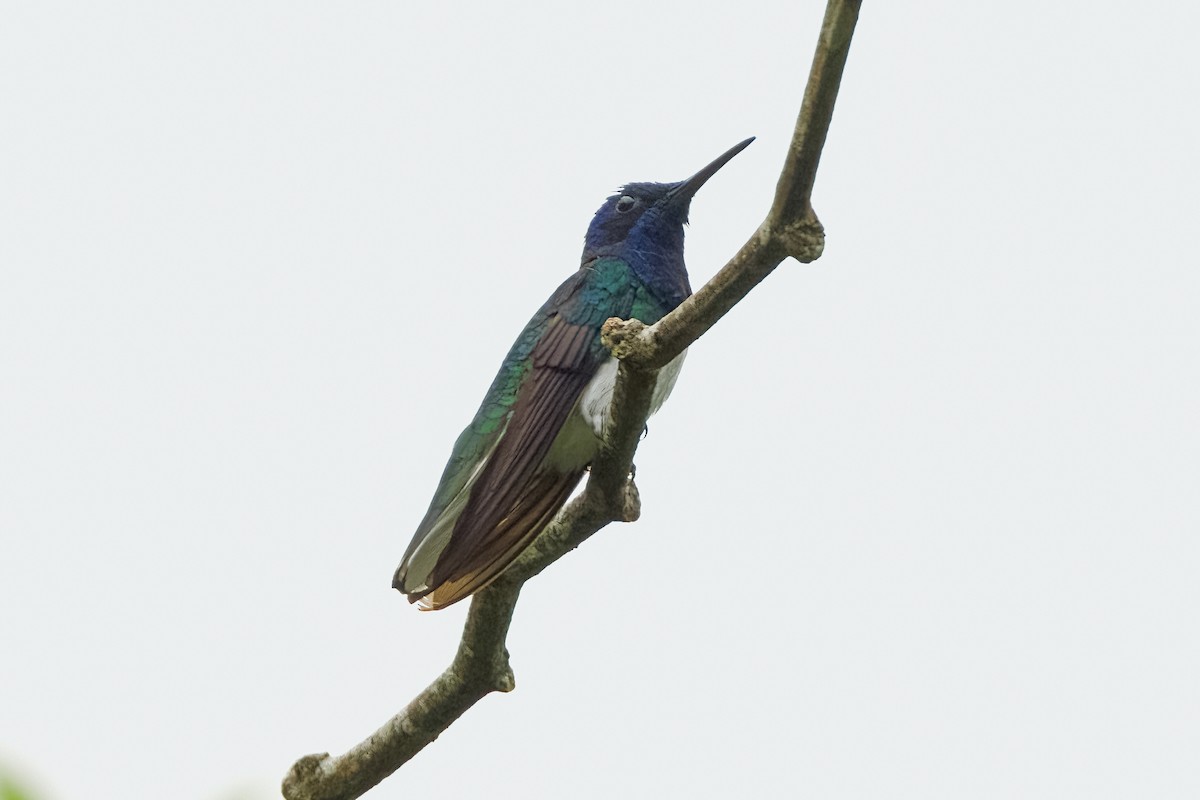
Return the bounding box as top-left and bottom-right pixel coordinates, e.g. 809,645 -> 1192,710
393,137 -> 754,610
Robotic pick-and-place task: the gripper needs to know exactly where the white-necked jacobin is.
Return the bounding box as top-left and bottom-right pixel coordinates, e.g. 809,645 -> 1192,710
393,138 -> 754,610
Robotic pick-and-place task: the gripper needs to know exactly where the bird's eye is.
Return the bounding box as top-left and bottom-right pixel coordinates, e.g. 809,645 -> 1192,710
615,195 -> 636,214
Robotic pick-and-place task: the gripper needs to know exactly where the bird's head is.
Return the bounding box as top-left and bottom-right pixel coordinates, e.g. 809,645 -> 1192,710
581,138 -> 754,305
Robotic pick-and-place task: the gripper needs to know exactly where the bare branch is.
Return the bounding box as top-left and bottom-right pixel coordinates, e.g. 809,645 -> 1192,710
614,0 -> 861,372
773,0 -> 863,226
283,3 -> 861,798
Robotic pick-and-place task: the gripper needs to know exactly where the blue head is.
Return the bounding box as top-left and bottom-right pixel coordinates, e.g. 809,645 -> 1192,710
582,138 -> 754,309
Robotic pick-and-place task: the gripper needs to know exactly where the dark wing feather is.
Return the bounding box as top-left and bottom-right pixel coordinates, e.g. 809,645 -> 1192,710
428,312 -> 603,590
418,468 -> 583,610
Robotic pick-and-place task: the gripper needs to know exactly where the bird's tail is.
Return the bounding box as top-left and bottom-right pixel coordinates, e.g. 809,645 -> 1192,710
412,467 -> 584,610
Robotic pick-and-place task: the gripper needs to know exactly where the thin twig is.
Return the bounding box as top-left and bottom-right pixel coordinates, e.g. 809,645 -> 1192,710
283,3 -> 861,798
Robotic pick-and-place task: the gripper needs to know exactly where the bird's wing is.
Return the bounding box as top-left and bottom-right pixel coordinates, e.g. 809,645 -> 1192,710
418,449 -> 583,610
392,293 -> 555,596
423,310 -> 603,599
412,260 -> 645,608
396,259 -> 651,609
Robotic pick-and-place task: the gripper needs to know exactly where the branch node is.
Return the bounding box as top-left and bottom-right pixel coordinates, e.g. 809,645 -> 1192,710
283,753 -> 330,800
600,317 -> 653,363
494,664 -> 517,693
620,478 -> 641,522
483,645 -> 516,693
775,215 -> 826,263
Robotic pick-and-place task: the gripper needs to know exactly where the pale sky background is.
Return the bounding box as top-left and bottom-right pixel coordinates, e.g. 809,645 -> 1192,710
2,2 -> 1198,799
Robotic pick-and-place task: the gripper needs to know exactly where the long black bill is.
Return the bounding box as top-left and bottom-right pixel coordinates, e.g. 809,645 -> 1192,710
668,136 -> 755,208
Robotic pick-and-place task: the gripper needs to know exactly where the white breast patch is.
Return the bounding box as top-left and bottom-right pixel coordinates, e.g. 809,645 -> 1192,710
579,349 -> 687,439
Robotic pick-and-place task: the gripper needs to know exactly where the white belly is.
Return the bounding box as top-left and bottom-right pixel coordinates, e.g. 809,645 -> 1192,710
581,349 -> 687,438
543,350 -> 687,472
